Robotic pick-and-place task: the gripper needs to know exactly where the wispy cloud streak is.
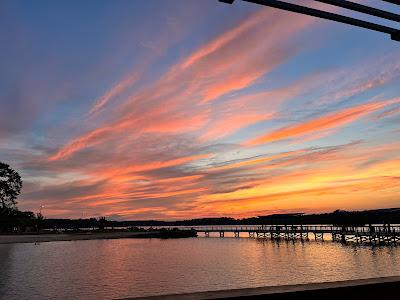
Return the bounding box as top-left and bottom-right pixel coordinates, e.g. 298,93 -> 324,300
246,98 -> 400,146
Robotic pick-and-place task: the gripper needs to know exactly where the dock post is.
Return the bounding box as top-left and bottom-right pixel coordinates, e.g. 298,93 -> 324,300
341,234 -> 346,244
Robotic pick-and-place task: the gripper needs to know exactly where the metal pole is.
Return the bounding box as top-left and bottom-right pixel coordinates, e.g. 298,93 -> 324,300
219,0 -> 400,41
315,0 -> 400,22
383,0 -> 400,5
244,0 -> 398,34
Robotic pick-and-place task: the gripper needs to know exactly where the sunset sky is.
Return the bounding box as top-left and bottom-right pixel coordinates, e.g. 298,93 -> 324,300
1,0 -> 399,220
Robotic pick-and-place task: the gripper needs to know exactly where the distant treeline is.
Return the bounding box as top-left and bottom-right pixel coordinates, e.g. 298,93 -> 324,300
43,208 -> 400,230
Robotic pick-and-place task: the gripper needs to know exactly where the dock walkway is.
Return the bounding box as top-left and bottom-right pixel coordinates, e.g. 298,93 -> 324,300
153,225 -> 400,245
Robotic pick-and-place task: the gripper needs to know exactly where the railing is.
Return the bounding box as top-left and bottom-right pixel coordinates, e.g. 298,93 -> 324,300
148,225 -> 400,235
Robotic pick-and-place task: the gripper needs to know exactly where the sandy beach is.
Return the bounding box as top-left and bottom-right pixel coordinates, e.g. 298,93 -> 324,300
0,231 -> 153,244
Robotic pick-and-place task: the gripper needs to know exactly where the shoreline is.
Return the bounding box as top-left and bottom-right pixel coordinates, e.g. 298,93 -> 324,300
0,228 -> 197,244
0,231 -> 159,244
124,276 -> 400,299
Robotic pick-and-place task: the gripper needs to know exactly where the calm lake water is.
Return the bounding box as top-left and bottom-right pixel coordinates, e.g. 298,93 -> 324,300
1,237 -> 400,299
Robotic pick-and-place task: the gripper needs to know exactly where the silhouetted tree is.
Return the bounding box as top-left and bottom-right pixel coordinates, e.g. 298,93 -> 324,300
98,216 -> 107,230
0,162 -> 22,210
0,209 -> 36,232
36,212 -> 44,231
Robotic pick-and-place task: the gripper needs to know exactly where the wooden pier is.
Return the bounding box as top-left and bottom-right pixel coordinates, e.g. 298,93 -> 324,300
155,225 -> 400,245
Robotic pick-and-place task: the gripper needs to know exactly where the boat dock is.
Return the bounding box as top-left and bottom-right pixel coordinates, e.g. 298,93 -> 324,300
154,225 -> 400,245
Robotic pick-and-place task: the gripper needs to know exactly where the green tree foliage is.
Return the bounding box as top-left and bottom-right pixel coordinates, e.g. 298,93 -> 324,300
0,162 -> 22,209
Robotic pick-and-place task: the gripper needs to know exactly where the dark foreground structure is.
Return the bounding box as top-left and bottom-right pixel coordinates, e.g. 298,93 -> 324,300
219,0 -> 400,41
126,276 -> 400,300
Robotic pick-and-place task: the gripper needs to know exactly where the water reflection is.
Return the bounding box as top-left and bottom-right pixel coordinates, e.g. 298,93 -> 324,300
1,238 -> 400,300
0,244 -> 14,297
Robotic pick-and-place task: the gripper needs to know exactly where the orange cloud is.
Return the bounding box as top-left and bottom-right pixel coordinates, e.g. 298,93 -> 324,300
142,110 -> 209,133
48,118 -> 134,161
200,113 -> 271,141
90,153 -> 211,180
48,7 -> 316,163
198,13 -> 314,103
246,98 -> 400,146
372,106 -> 400,120
181,9 -> 269,69
209,149 -> 307,171
89,73 -> 140,116
194,155 -> 400,217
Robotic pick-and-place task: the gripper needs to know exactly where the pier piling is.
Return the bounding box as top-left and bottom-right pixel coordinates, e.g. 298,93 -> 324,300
168,225 -> 400,246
